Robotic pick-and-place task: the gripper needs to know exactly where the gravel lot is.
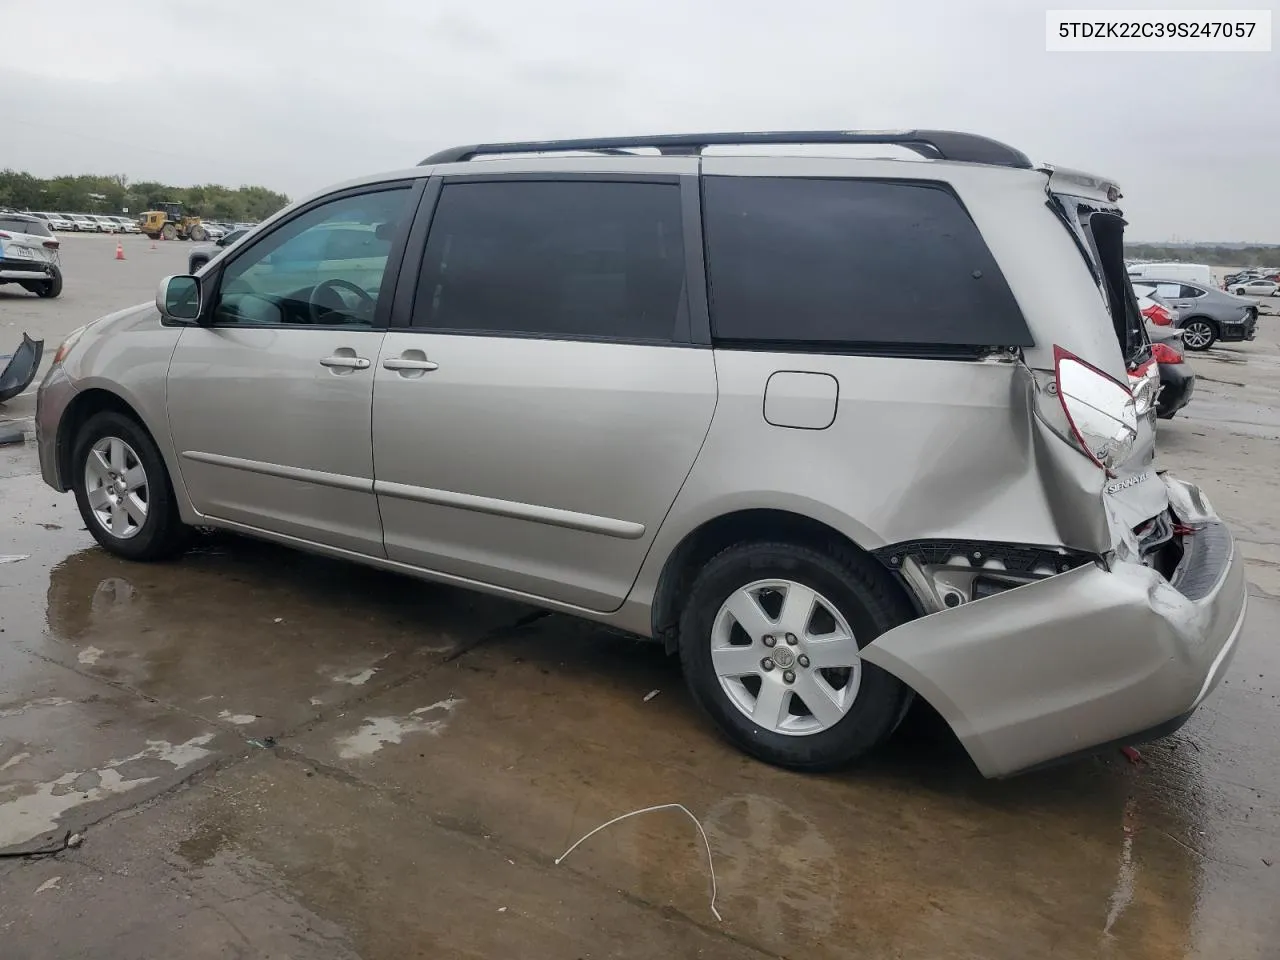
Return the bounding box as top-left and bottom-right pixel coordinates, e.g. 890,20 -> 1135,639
2,233 -> 1279,959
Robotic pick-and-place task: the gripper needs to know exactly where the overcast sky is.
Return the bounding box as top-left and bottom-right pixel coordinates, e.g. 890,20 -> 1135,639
4,0 -> 1277,241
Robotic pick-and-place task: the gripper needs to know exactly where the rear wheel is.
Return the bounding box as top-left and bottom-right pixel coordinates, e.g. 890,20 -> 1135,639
1181,318 -> 1217,351
189,257 -> 208,273
678,541 -> 914,771
20,266 -> 62,299
1235,288 -> 1247,296
72,411 -> 189,561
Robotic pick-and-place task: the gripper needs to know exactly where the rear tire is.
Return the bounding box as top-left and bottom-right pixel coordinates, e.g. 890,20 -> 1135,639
1180,318 -> 1217,351
189,257 -> 208,273
71,411 -> 190,561
678,540 -> 914,771
20,266 -> 62,299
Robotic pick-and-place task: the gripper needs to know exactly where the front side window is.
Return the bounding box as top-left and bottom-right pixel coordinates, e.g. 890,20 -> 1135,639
413,180 -> 687,341
212,187 -> 410,328
703,176 -> 1032,349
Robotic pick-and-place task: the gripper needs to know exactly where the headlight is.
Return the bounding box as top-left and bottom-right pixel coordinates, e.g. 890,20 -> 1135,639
52,325 -> 87,366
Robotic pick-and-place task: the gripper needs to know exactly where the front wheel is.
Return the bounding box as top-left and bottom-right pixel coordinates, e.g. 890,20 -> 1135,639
161,222 -> 177,241
72,411 -> 189,561
188,225 -> 207,242
1180,319 -> 1217,351
678,541 -> 914,771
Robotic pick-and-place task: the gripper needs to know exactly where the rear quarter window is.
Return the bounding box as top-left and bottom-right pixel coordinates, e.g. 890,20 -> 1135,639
702,176 -> 1032,349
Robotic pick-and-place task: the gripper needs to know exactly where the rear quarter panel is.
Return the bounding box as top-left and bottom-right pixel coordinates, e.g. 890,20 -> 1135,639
621,349 -> 1112,627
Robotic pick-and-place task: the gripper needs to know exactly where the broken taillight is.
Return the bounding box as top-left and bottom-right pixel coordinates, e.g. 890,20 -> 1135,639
1053,346 -> 1139,476
1150,342 -> 1183,364
1141,302 -> 1173,326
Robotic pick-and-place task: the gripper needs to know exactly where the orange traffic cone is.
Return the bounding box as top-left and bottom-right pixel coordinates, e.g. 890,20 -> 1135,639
115,242 -> 125,261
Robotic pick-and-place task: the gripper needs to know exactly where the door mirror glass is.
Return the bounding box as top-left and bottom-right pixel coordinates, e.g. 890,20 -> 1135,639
157,275 -> 202,321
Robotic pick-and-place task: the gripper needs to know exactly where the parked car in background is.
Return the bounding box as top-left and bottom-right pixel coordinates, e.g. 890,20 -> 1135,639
28,212 -> 76,232
1132,280 -> 1258,350
109,216 -> 139,233
187,227 -> 250,273
0,213 -> 63,298
1232,278 -> 1279,298
1152,341 -> 1194,419
87,215 -> 120,233
1127,262 -> 1213,286
67,214 -> 100,232
36,129 -> 1248,780
51,213 -> 82,231
202,222 -> 228,241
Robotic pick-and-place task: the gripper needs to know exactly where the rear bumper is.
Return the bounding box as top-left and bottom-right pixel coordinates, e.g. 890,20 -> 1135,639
1219,312 -> 1257,342
1156,362 -> 1195,418
863,475 -> 1248,777
0,258 -> 54,280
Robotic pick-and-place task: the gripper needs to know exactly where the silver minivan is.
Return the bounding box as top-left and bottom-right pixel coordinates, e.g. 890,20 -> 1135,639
35,130 -> 1248,777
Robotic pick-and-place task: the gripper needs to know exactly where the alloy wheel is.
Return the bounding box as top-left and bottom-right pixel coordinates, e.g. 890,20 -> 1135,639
710,579 -> 862,736
1182,322 -> 1213,350
84,436 -> 150,539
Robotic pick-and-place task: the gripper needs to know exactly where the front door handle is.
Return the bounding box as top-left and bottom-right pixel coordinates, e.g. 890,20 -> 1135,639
320,355 -> 371,370
383,357 -> 439,372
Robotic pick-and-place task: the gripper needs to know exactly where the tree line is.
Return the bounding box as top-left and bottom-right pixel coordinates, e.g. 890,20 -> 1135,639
0,170 -> 290,222
1126,243 -> 1280,267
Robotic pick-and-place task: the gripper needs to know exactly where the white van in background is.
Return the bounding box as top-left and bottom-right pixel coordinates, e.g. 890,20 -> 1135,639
1127,262 -> 1213,286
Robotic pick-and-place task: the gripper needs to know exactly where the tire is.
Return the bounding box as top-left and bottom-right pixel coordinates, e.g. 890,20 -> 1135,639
71,411 -> 189,561
1180,318 -> 1217,351
20,266 -> 62,299
678,540 -> 914,772
188,225 -> 207,242
189,257 -> 208,273
161,222 -> 177,241
1235,288 -> 1246,296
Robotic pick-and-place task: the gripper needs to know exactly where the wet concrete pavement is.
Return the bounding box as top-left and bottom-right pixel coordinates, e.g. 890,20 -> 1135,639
4,258 -> 1280,958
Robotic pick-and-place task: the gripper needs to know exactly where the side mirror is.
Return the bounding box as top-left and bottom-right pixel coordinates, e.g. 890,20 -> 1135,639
156,275 -> 203,322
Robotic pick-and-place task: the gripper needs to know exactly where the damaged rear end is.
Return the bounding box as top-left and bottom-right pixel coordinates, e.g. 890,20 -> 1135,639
860,167 -> 1249,777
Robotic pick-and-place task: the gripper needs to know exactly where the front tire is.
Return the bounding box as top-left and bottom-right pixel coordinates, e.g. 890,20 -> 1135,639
1180,318 -> 1217,351
161,223 -> 177,241
72,411 -> 189,561
678,541 -> 914,771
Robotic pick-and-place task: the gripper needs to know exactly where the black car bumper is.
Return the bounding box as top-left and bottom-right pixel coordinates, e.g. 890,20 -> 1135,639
1157,362 -> 1196,419
0,257 -> 54,280
1219,310 -> 1258,343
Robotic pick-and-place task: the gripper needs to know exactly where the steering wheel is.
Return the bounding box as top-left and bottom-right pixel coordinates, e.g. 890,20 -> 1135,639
309,278 -> 376,325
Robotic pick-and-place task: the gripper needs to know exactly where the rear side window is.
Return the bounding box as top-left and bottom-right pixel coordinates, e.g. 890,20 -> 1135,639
702,177 -> 1031,349
413,180 -> 687,342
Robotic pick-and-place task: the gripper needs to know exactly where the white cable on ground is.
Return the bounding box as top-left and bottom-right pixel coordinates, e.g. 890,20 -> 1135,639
554,803 -> 722,922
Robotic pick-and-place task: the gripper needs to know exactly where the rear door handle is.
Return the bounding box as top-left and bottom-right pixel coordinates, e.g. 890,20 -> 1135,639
383,358 -> 439,371
320,355 -> 371,369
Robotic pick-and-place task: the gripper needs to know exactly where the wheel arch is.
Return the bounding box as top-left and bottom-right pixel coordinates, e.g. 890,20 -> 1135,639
57,388 -> 169,494
648,506 -> 920,654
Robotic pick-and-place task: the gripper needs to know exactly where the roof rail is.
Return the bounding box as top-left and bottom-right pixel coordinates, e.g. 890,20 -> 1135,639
418,130 -> 1033,169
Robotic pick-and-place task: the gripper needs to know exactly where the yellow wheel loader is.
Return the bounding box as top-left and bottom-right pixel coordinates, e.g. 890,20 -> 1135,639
139,202 -> 207,242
